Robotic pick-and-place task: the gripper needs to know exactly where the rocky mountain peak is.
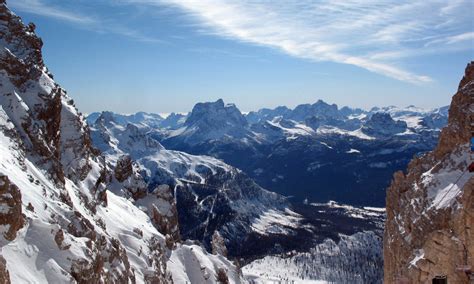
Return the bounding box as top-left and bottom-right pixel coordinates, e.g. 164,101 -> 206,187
185,98 -> 247,128
384,62 -> 473,283
434,62 -> 474,159
96,111 -> 117,125
159,112 -> 186,129
245,105 -> 291,124
0,1 -> 43,72
291,99 -> 342,121
362,112 -> 407,136
0,2 -> 96,185
459,61 -> 474,90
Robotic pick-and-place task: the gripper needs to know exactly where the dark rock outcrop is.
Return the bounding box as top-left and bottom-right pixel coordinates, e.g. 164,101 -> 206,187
362,112 -> 407,137
114,155 -> 133,182
0,175 -> 24,241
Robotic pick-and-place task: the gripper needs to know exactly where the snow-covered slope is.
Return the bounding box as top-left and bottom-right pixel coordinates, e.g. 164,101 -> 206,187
0,2 -> 243,282
88,111 -> 296,257
242,201 -> 385,283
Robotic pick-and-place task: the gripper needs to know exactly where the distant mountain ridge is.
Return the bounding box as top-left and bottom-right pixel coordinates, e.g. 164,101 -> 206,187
87,100 -> 448,135
88,99 -> 447,206
87,111 -> 188,130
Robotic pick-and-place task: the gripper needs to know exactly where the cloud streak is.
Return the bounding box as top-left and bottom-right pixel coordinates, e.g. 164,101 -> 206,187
10,0 -> 473,83
130,0 -> 473,84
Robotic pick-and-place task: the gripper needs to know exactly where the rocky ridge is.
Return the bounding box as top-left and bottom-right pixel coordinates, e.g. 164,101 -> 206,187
0,2 -> 242,283
384,62 -> 474,283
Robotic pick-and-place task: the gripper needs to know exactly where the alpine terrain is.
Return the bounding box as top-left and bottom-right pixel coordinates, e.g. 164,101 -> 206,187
384,62 -> 474,283
0,1 -> 388,283
89,99 -> 447,207
0,2 -> 245,282
1,0 -> 470,283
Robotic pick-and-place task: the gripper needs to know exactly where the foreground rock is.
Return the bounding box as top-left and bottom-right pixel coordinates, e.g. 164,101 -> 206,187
384,62 -> 474,283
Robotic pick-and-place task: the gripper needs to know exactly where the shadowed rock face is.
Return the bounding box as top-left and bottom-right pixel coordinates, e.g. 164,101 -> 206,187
185,99 -> 248,129
290,99 -> 342,121
149,184 -> 181,248
114,155 -> 133,183
384,62 -> 474,284
0,175 -> 24,241
362,112 -> 407,137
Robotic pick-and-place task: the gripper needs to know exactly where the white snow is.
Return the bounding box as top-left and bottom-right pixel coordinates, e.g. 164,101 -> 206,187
422,145 -> 473,209
409,249 -> 425,267
320,142 -> 333,149
316,126 -> 375,140
266,118 -> 314,139
311,201 -> 386,220
251,208 -> 302,235
168,244 -> 241,284
346,148 -> 360,154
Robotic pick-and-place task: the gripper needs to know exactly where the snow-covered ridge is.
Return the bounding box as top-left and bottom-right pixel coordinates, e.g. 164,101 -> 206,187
91,99 -> 447,143
0,2 -> 243,282
311,201 -> 386,221
88,110 -> 295,257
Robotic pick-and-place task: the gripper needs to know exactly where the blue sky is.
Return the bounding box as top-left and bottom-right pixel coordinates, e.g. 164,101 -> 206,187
10,0 -> 474,114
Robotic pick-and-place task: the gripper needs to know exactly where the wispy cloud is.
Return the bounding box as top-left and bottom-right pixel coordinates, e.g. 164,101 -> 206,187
122,0 -> 472,84
9,0 -> 95,25
9,0 -> 164,43
10,0 -> 473,83
426,32 -> 474,46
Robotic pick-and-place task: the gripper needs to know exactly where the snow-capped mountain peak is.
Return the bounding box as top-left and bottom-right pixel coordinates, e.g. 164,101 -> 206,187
362,112 -> 407,136
185,98 -> 248,128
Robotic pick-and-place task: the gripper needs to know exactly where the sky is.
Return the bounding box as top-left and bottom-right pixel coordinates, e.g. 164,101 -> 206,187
9,0 -> 474,114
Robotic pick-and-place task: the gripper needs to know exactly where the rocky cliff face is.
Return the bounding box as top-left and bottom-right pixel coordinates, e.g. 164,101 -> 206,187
384,62 -> 474,283
290,99 -> 343,121
166,98 -> 250,145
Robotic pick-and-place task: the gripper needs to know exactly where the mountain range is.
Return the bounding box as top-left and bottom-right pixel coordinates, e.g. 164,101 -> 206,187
2,0 -> 470,282
88,98 -> 448,207
0,2 -> 387,282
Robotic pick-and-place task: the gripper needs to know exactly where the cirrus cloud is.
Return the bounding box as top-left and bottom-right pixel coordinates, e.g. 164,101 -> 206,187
132,0 -> 473,84
10,0 -> 474,84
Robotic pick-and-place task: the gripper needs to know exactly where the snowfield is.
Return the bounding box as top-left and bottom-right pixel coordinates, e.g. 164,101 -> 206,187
251,208 -> 302,235
422,144 -> 473,209
243,231 -> 383,283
